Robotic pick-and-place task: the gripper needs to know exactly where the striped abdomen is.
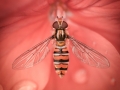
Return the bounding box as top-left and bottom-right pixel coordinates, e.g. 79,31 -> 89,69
53,42 -> 69,78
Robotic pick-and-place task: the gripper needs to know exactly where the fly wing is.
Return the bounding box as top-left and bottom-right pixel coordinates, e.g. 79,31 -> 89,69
68,35 -> 110,68
12,35 -> 53,69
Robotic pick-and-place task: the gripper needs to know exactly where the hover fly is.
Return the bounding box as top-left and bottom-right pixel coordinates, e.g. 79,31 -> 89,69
12,16 -> 110,78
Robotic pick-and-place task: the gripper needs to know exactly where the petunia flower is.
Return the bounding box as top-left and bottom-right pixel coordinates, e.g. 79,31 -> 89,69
0,0 -> 120,90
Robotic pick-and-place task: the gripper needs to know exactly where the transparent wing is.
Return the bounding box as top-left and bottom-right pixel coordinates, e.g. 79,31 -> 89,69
68,35 -> 110,68
12,35 -> 53,70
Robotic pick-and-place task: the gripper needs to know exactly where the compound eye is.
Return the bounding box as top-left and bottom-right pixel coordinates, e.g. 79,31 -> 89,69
52,21 -> 59,29
52,21 -> 68,29
62,21 -> 68,29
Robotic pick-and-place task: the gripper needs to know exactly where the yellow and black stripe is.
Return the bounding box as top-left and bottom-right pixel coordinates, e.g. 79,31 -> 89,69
53,43 -> 69,78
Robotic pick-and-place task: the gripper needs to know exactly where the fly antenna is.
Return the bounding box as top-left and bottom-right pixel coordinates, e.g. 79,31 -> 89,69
56,16 -> 63,28
57,16 -> 63,21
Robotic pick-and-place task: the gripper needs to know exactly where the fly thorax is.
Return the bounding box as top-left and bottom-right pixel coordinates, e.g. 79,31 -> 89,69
56,30 -> 66,41
57,30 -> 63,38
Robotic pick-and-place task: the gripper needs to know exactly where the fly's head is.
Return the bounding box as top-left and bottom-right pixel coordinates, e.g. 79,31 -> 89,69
52,16 -> 68,30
